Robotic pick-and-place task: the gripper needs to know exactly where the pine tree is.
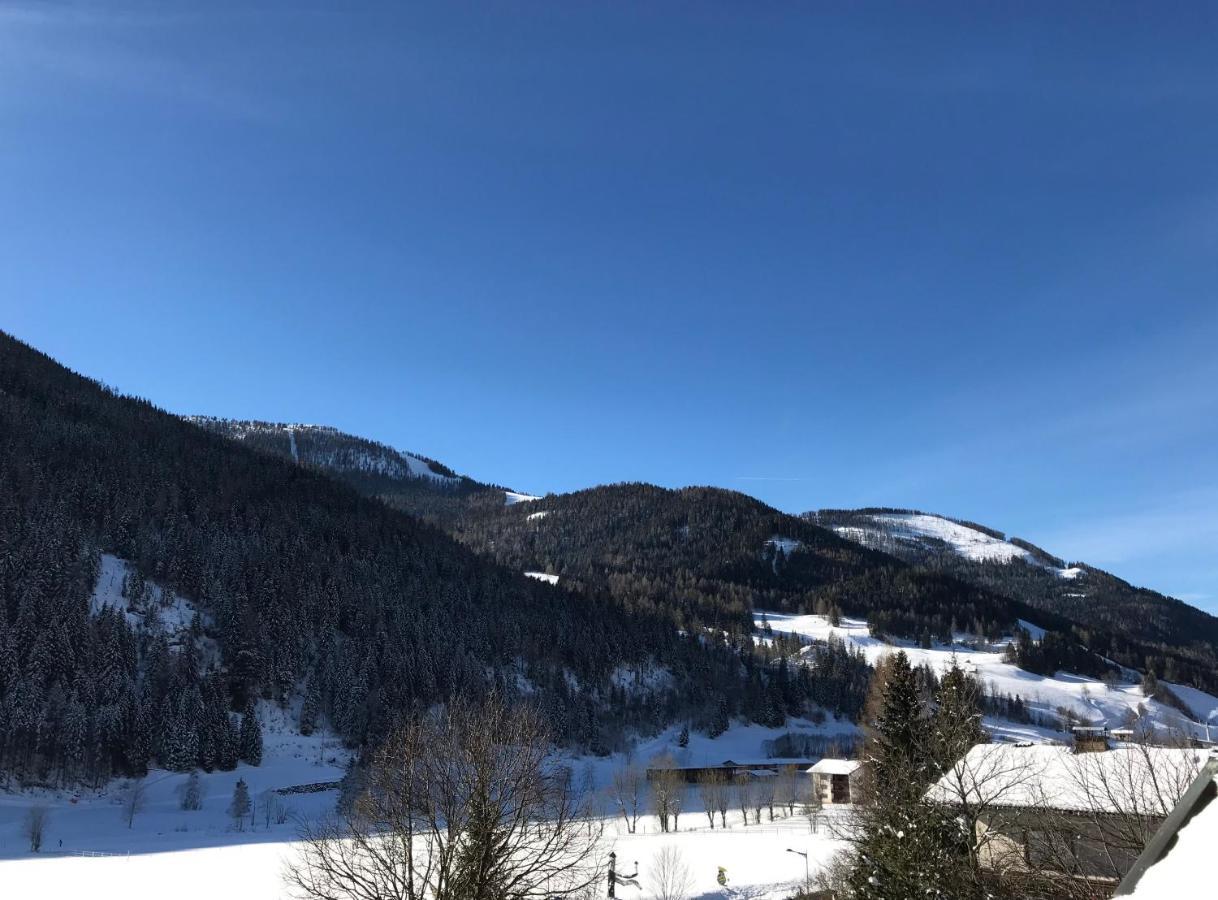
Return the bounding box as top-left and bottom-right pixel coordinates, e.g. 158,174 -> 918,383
228,777 -> 251,830
180,771 -> 202,811
677,723 -> 689,748
849,651 -> 973,899
708,696 -> 730,738
1141,667 -> 1159,699
217,714 -> 240,771
299,678 -> 320,737
868,652 -> 927,793
238,701 -> 263,766
931,661 -> 985,773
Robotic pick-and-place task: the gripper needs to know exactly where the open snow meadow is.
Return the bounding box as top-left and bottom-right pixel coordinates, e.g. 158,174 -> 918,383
7,613 -> 1218,900
0,714 -> 852,900
756,610 -> 1218,743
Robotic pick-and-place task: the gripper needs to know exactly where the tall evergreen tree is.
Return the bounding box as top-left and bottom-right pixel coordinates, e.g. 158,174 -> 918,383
931,660 -> 985,773
849,650 -> 973,900
238,701 -> 263,767
228,778 -> 251,830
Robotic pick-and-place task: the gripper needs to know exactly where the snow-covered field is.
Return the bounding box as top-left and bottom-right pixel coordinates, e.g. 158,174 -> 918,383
0,703 -> 349,899
758,610 -> 1218,743
0,716 -> 851,900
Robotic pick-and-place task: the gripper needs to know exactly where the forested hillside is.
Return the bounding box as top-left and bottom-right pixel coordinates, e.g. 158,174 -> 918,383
197,415 -> 1218,704
186,418 -> 508,524
0,333 -> 742,786
451,484 -> 1038,654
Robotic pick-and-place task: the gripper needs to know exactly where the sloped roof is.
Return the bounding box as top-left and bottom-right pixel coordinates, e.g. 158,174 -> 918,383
807,758 -> 862,776
1116,757 -> 1218,897
925,744 -> 1202,815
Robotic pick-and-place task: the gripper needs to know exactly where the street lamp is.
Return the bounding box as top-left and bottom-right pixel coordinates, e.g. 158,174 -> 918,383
786,848 -> 809,893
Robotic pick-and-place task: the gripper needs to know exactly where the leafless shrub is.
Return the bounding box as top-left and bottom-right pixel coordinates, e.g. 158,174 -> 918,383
698,770 -> 728,828
286,694 -> 603,900
611,755 -> 645,834
648,754 -> 685,832
121,778 -> 147,829
24,806 -> 50,852
650,846 -> 694,900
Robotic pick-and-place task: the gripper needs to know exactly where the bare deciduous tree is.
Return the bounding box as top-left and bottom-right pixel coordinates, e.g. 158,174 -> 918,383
287,695 -> 604,900
698,770 -> 727,828
757,774 -> 777,821
24,806 -> 49,852
778,764 -> 801,817
733,774 -> 756,827
802,789 -> 823,834
611,756 -> 646,835
648,754 -> 684,833
650,846 -> 694,900
260,789 -> 288,830
121,777 -> 147,829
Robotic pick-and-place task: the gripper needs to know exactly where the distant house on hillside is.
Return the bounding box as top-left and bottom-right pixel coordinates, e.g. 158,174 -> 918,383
926,741 -> 1202,889
806,758 -> 862,805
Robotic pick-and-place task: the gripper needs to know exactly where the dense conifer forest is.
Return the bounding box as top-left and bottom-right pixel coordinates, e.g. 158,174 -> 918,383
0,334 -> 740,784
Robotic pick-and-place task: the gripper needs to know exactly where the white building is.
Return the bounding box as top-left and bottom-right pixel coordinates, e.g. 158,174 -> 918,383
806,758 -> 863,805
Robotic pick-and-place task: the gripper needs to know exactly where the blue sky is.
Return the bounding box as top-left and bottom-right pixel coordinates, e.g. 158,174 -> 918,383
2,3 -> 1216,608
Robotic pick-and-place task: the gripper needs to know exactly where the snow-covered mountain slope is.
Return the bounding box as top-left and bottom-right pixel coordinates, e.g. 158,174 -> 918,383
189,417 -> 541,515
811,507 -> 1218,675
188,417 -> 459,484
824,510 -> 1078,577
757,610 -> 1218,743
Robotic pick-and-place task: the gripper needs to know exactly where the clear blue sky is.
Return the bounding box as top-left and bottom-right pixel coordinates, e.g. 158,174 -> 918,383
2,3 -> 1216,608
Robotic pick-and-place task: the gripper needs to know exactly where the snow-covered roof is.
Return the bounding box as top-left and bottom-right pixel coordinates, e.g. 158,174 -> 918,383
926,744 -> 1203,815
807,759 -> 862,776
1119,759 -> 1218,898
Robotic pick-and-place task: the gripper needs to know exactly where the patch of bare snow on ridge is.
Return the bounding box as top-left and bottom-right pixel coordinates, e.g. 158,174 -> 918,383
524,571 -> 558,584
91,554 -> 210,643
856,513 -> 1079,578
505,490 -> 540,505
871,513 -> 1030,563
766,536 -> 802,555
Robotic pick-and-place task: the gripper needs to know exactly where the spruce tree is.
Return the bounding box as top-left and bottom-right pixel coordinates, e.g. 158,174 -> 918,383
180,771 -> 202,811
238,701 -> 263,766
848,650 -> 972,900
931,661 -> 984,773
870,651 -> 925,794
299,679 -> 320,737
228,778 -> 251,830
220,716 -> 240,770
